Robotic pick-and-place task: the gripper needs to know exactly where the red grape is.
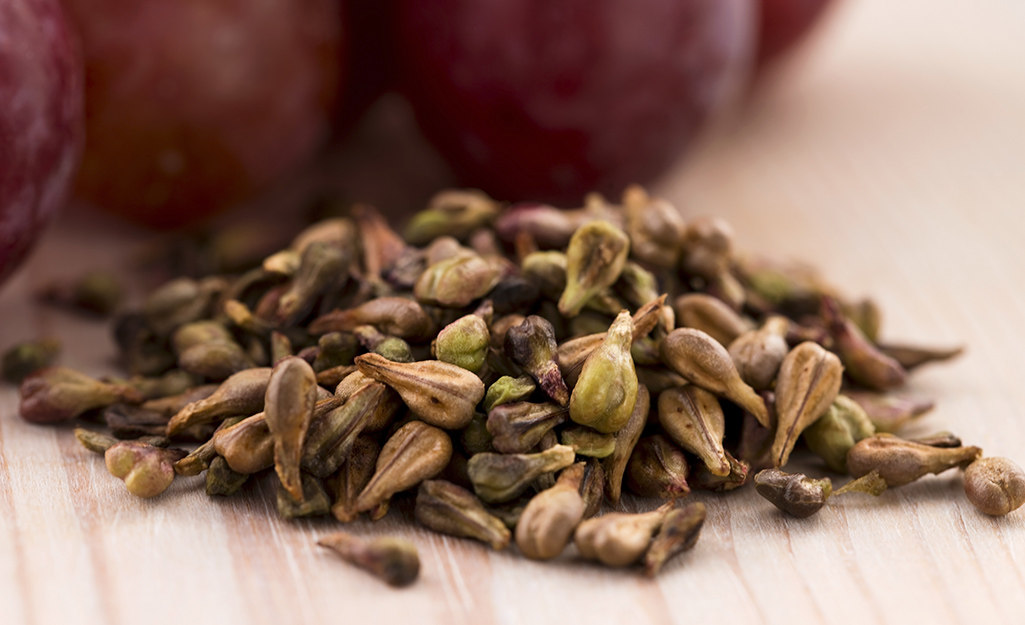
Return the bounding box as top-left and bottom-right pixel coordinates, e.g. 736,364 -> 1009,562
393,0 -> 755,204
757,0 -> 833,66
63,0 -> 345,229
0,0 -> 83,285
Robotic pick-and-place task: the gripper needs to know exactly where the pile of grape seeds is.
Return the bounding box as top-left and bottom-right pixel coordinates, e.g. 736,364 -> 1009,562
10,186 -> 1025,586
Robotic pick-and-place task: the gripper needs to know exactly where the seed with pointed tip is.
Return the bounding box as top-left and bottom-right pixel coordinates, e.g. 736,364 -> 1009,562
622,185 -> 686,269
486,401 -> 567,454
515,464 -> 586,560
574,502 -> 674,567
658,385 -> 729,477
569,311 -> 637,434
355,421 -> 453,513
626,435 -> 691,499
355,354 -> 484,430
771,342 -> 844,468
846,434 -> 981,487
877,343 -> 964,371
167,367 -> 272,435
557,296 -> 668,387
263,357 -> 318,502
416,480 -> 511,550
822,297 -> 906,391
602,385 -> 649,506
660,328 -> 768,427
674,294 -> 751,347
754,469 -> 833,518
559,221 -> 630,318
302,383 -> 386,478
680,217 -> 733,279
105,441 -> 186,498
467,444 -> 576,503
643,502 -> 706,577
19,367 -> 142,424
319,532 -> 420,587
728,316 -> 790,391
434,314 -> 490,373
964,457 -> 1025,516
505,316 -> 569,406
275,242 -> 351,326
414,253 -> 502,308
310,297 -> 435,341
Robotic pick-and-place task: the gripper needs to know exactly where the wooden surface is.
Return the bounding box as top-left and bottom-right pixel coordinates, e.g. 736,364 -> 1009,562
3,0 -> 1025,623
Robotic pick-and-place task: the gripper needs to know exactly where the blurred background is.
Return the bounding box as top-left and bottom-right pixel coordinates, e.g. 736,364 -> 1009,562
5,0 -> 1025,286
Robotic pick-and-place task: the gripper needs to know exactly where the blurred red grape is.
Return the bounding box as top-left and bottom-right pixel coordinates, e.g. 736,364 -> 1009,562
394,0 -> 755,205
757,0 -> 833,66
0,0 -> 83,285
63,0 -> 345,229
334,0 -> 396,134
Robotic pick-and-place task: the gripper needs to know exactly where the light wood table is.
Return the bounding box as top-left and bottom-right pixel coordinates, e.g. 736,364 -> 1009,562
3,0 -> 1024,623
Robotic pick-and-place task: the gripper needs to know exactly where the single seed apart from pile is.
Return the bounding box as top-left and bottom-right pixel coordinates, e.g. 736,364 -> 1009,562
754,469 -> 833,518
963,457 -> 1025,516
318,532 -> 420,587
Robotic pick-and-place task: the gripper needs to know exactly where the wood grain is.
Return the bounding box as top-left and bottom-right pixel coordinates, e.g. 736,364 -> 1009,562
3,0 -> 1025,623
